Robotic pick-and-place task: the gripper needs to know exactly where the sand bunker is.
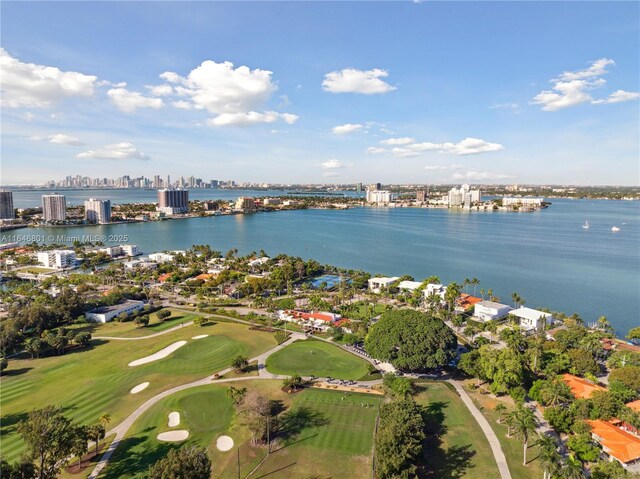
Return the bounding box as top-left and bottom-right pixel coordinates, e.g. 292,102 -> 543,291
157,430 -> 189,442
216,435 -> 234,451
130,382 -> 150,394
192,334 -> 209,339
128,341 -> 187,367
168,412 -> 180,427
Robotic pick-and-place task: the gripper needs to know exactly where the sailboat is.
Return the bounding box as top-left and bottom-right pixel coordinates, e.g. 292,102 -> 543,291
582,220 -> 589,230
611,226 -> 620,232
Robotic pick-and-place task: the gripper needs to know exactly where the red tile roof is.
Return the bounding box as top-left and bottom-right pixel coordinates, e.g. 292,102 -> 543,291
587,419 -> 640,464
561,373 -> 606,400
627,400 -> 640,413
158,273 -> 173,282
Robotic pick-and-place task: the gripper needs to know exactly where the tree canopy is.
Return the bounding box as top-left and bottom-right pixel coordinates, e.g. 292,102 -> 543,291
365,310 -> 456,371
148,446 -> 211,479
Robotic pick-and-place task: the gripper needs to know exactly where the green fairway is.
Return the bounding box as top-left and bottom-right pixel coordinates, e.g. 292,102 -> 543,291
0,322 -> 276,462
90,309 -> 201,338
101,386 -> 234,478
414,382 -> 500,479
265,339 -> 371,380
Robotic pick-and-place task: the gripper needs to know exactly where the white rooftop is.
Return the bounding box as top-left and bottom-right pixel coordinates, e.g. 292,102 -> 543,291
369,276 -> 400,285
476,300 -> 511,310
398,280 -> 422,290
510,307 -> 553,321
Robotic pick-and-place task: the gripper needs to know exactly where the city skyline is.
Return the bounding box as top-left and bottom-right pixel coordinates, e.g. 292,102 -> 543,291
1,2 -> 639,185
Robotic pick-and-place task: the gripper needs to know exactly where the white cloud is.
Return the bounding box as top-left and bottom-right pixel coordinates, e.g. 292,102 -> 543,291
146,84 -> 173,97
392,148 -> 422,158
30,133 -> 83,146
319,159 -> 345,169
172,100 -> 193,110
452,170 -> 512,181
557,58 -> 615,81
531,58 -> 638,111
332,123 -> 363,135
366,147 -> 386,154
207,111 -> 299,127
489,102 -> 521,113
381,137 -> 415,145
322,68 -> 396,94
0,48 -> 97,108
592,89 -> 640,104
77,141 -> 150,160
107,88 -> 164,113
424,164 -> 463,170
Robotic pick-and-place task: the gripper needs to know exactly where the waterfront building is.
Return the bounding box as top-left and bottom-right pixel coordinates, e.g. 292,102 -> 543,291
86,299 -> 145,323
474,300 -> 512,321
37,249 -> 77,269
398,280 -> 422,292
368,276 -> 400,293
0,191 -> 15,219
263,198 -> 282,206
42,194 -> 67,221
366,188 -> 396,205
157,189 -> 189,214
510,307 -> 554,333
235,197 -> 256,212
502,197 -> 544,207
445,184 -> 482,208
84,198 -> 111,224
416,190 -> 427,202
586,420 -> 640,470
148,252 -> 176,263
121,244 -> 139,256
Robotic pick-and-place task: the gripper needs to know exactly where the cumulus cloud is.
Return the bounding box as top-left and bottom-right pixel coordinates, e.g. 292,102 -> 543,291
452,170 -> 512,181
424,164 -> 463,170
146,84 -> 173,97
29,133 -> 83,146
531,58 -> 639,111
391,148 -> 421,158
366,147 -> 386,154
77,141 -> 150,160
322,68 -> 396,94
107,88 -> 164,113
592,90 -> 640,104
160,59 -> 296,126
0,48 -> 97,108
207,111 -> 298,127
319,159 -> 345,169
381,137 -> 415,145
332,123 -> 363,135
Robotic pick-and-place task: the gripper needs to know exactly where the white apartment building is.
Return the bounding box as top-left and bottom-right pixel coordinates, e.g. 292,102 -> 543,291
84,198 -> 111,224
42,194 -> 67,221
445,185 -> 482,208
37,250 -> 77,269
366,189 -> 396,205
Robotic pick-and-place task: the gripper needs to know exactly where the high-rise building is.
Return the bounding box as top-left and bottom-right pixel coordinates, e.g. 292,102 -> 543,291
0,191 -> 15,219
84,198 -> 112,224
356,183 -> 363,193
157,189 -> 189,214
42,194 -> 67,221
416,190 -> 427,202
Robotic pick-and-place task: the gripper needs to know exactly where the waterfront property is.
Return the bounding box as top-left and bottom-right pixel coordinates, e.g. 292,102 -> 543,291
510,307 -> 554,333
368,276 -> 399,293
309,274 -> 349,290
561,373 -> 607,399
423,283 -> 446,301
37,249 -> 77,269
587,420 -> 640,471
277,309 -> 352,333
86,299 -> 145,323
398,280 -> 422,292
474,300 -> 512,321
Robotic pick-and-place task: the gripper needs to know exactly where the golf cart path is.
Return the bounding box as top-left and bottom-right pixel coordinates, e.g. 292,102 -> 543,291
447,379 -> 512,479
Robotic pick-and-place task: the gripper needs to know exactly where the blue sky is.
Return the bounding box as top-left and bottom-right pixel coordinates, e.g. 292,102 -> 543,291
1,1 -> 638,185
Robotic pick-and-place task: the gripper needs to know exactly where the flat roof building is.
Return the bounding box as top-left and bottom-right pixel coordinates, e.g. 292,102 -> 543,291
474,300 -> 512,321
37,250 -> 77,269
0,191 -> 15,220
42,194 -> 66,221
510,307 -> 554,332
368,276 -> 400,293
85,198 -> 111,224
86,300 -> 145,323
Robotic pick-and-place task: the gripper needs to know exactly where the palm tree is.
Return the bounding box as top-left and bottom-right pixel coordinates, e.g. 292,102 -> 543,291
536,433 -> 561,479
512,292 -> 520,308
596,315 -> 613,334
511,406 -> 537,465
480,288 -> 486,300
89,424 -> 106,456
471,278 -> 480,297
463,278 -> 471,294
494,403 -> 507,423
560,456 -> 585,479
99,413 -> 111,430
540,379 -> 574,407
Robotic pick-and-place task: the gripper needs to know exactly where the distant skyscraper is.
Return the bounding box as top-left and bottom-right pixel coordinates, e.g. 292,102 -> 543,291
0,191 -> 15,219
356,183 -> 363,193
416,190 -> 427,202
376,183 -> 382,191
84,198 -> 112,224
157,189 -> 189,214
42,194 -> 67,221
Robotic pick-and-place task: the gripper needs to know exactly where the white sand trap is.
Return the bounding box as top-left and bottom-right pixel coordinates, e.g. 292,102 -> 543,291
130,382 -> 149,394
157,430 -> 189,442
168,412 -> 180,427
216,435 -> 234,451
192,334 -> 209,339
128,341 -> 187,367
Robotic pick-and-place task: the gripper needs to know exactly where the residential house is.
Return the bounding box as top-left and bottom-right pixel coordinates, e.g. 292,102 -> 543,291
368,277 -> 399,293
510,307 -> 554,333
474,300 -> 512,321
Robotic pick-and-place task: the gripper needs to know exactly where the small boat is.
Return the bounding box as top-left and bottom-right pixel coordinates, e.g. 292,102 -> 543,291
582,220 -> 589,229
611,226 -> 620,232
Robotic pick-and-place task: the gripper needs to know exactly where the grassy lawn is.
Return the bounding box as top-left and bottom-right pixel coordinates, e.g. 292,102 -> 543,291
0,322 -> 277,462
90,309 -> 202,338
19,266 -> 56,274
101,386 -> 234,478
463,382 -> 544,479
265,339 -> 371,380
414,382 -> 500,479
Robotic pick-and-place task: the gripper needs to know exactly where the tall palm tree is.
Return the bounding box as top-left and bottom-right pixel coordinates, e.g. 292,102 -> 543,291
540,378 -> 574,407
511,406 -> 537,465
537,433 -> 561,479
494,403 -> 507,423
471,278 -> 480,297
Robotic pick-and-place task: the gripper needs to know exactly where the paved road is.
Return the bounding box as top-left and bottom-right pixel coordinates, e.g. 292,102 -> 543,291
447,379 -> 513,479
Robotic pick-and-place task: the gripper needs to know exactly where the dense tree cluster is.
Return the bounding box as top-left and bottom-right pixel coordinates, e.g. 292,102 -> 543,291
148,446 -> 211,479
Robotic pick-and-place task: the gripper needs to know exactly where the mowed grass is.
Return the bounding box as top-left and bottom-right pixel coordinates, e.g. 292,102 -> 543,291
89,309 -> 201,338
102,386 -> 234,478
0,322 -> 276,462
464,383 -> 544,479
265,340 -> 371,380
414,382 -> 500,479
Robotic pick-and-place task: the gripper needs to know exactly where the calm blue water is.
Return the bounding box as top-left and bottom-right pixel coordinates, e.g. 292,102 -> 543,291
7,195 -> 640,336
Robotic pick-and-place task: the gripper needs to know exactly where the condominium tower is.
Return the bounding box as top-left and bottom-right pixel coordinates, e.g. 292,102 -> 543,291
0,191 -> 15,219
42,194 -> 67,221
84,198 -> 112,224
